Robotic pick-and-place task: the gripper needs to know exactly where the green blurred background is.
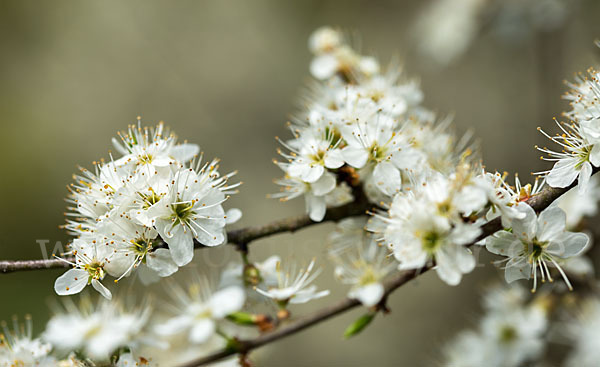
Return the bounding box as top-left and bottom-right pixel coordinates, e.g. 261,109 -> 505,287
1,1 -> 599,366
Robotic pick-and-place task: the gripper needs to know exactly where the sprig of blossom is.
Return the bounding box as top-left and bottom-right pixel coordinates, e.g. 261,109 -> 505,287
155,275 -> 246,345
486,204 -> 589,292
328,218 -> 395,307
43,296 -> 154,361
537,55 -> 600,193
367,167 -> 499,285
55,119 -> 240,298
273,26 -> 472,221
563,297 -> 600,367
255,258 -> 330,308
536,120 -> 597,193
442,284 -> 548,367
0,316 -> 55,367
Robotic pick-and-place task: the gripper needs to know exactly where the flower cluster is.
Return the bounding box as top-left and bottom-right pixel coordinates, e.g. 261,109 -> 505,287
273,26 -> 442,221
442,284 -> 548,367
44,297 -> 153,361
538,65 -> 600,193
4,254 -> 331,366
443,285 -> 600,367
367,167 -> 524,285
563,297 -> 600,367
55,121 -> 240,299
274,27 -> 592,291
5,25 -> 600,367
0,316 -> 55,367
328,218 -> 396,307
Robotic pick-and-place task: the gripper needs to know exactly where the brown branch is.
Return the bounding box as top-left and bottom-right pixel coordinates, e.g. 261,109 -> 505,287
178,173 -> 591,367
0,259 -> 71,273
177,268 -> 425,367
0,199 -> 370,274
225,197 -> 368,246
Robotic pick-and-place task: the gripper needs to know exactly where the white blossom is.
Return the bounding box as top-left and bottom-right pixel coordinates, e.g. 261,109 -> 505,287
54,238 -> 113,299
255,258 -> 329,305
56,120 -> 240,297
43,297 -> 152,361
537,120 -> 597,193
486,204 -> 588,291
368,172 -> 486,285
443,283 -> 548,367
155,277 -> 246,345
271,168 -> 337,221
0,316 -> 55,367
329,219 -> 395,307
563,297 -> 600,367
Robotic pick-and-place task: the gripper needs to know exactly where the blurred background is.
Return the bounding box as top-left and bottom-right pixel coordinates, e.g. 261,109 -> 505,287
1,0 -> 599,366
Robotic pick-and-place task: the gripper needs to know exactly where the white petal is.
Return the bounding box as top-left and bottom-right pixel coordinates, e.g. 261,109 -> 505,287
310,54 -> 338,80
547,232 -> 589,258
389,147 -> 424,170
54,269 -> 88,296
435,250 -> 461,286
511,205 -> 537,241
164,225 -> 194,266
372,161 -> 401,196
505,257 -> 531,283
578,161 -> 593,194
189,319 -> 216,344
324,149 -> 345,169
289,286 -> 330,304
348,283 -> 384,307
146,248 -> 179,277
155,315 -> 191,336
455,246 -> 476,273
305,194 -> 327,222
537,206 -> 567,242
546,158 -> 579,188
311,172 -> 336,196
209,286 -> 246,319
302,164 -> 325,183
590,143 -> 600,166
193,225 -> 226,247
486,231 -> 521,257
170,144 -> 200,163
91,279 -> 112,300
225,208 -> 242,224
342,147 -> 369,168
453,186 -> 488,214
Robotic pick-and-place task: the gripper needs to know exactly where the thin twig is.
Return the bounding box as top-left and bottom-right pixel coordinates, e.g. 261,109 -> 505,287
178,268 -> 425,367
178,173 -> 590,367
0,196 -> 370,274
0,259 -> 71,273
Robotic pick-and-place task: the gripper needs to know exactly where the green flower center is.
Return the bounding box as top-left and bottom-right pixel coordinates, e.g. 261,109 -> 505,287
139,190 -> 162,209
499,325 -> 517,343
84,261 -> 105,280
324,126 -> 343,147
575,146 -> 591,169
523,239 -> 547,262
310,150 -> 326,164
422,231 -> 442,254
369,144 -> 387,162
358,267 -> 377,286
138,153 -> 154,165
131,237 -> 153,262
172,201 -> 195,225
